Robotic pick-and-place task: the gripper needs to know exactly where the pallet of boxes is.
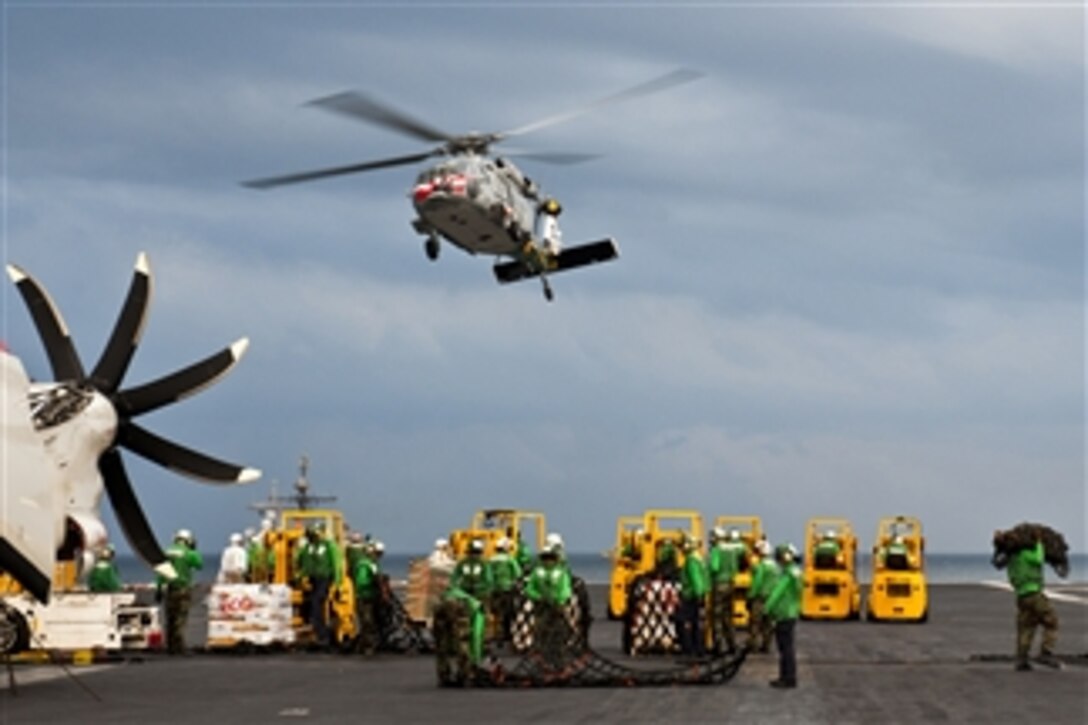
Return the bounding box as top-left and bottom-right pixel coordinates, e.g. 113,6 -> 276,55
405,560 -> 451,629
205,583 -> 296,650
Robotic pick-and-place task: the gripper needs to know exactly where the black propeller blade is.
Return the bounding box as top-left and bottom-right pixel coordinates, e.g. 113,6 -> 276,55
89,252 -> 152,394
5,264 -> 85,381
99,449 -> 171,574
242,150 -> 437,189
114,338 -> 250,418
118,422 -> 260,484
7,253 -> 260,577
307,90 -> 453,144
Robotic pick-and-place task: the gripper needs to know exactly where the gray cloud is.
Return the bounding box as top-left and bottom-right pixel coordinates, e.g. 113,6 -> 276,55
4,4 -> 1083,556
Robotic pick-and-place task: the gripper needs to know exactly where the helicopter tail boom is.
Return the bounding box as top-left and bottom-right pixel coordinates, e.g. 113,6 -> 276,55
493,238 -> 619,285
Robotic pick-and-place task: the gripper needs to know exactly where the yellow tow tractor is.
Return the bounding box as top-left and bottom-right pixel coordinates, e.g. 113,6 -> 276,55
801,516 -> 861,621
407,509 -> 546,629
867,515 -> 928,622
607,515 -> 649,619
711,515 -> 764,627
448,508 -> 547,560
208,456 -> 357,650
618,509 -> 705,654
608,509 -> 704,621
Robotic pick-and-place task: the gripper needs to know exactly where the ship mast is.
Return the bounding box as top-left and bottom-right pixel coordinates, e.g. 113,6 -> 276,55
249,454 -> 337,517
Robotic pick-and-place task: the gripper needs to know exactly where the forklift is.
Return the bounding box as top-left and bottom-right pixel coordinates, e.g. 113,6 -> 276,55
800,516 -> 861,620
867,515 -> 928,622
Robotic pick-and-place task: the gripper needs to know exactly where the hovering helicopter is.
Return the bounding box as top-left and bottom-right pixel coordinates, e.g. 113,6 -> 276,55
243,69 -> 702,300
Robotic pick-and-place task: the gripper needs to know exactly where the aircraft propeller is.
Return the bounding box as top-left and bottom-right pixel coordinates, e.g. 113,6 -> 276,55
6,254 -> 259,575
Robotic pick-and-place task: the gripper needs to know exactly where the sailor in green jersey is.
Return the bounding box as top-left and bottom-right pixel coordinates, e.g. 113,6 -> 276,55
525,545 -> 572,607
247,518 -> 276,583
514,532 -> 532,571
814,529 -> 842,569
88,545 -> 122,593
525,544 -> 572,663
1006,537 -> 1059,670
345,531 -> 369,579
747,539 -> 779,653
656,538 -> 679,577
879,535 -> 911,571
676,536 -> 709,657
765,543 -> 802,688
451,539 -> 494,601
353,540 -> 382,655
295,522 -> 343,649
437,585 -> 487,675
488,537 -> 522,645
155,529 -> 203,654
708,527 -> 746,654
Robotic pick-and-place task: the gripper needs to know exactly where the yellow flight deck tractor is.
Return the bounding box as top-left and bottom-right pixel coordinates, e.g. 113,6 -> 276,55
801,517 -> 862,621
867,515 -> 928,622
448,509 -> 547,560
609,509 -> 705,621
711,515 -> 764,628
407,509 -> 546,630
607,515 -> 648,620
611,509 -> 705,656
207,457 -> 357,650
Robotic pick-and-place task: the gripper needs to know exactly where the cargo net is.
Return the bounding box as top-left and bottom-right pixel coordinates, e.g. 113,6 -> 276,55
375,577 -> 434,653
624,575 -> 682,655
435,577 -> 747,688
509,577 -> 592,653
991,523 -> 1070,578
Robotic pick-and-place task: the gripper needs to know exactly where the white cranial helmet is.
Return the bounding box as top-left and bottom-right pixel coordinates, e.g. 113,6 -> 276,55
545,532 -> 564,550
230,533 -> 243,545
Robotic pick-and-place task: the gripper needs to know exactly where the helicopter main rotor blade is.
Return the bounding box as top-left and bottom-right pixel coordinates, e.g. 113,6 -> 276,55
500,68 -> 704,139
5,263 -> 86,382
307,91 -> 453,144
89,252 -> 153,394
118,421 -> 261,484
241,150 -> 438,189
503,151 -> 602,165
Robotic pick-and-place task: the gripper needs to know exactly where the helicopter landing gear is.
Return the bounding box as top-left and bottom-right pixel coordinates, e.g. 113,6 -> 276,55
424,235 -> 440,261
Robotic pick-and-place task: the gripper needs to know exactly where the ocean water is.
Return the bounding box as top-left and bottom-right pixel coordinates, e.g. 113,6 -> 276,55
114,552 -> 1088,586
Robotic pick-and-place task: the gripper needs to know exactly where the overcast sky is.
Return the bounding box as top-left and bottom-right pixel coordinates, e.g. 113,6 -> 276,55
2,2 -> 1084,557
